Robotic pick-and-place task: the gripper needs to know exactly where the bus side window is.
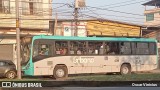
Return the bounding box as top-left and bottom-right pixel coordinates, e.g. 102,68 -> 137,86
70,41 -> 75,55
120,42 -> 131,55
108,42 -> 115,54
107,42 -> 120,55
120,42 -> 124,54
61,48 -> 68,55
55,41 -> 68,55
149,43 -> 156,55
136,43 -> 149,55
77,49 -> 82,55
56,48 -> 60,54
70,41 -> 87,55
99,43 -> 104,55
88,42 -> 96,55
70,43 -> 75,54
131,42 -> 136,54
88,42 -> 103,55
105,42 -> 110,54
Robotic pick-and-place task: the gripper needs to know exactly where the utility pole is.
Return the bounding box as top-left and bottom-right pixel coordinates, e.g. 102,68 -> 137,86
74,0 -> 85,36
16,0 -> 21,79
74,7 -> 78,36
54,10 -> 57,35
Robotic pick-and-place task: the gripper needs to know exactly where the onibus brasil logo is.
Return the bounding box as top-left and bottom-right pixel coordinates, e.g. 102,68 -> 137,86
1,82 -> 42,88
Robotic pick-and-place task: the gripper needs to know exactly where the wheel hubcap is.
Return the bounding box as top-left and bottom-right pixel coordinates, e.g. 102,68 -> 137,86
56,69 -> 64,77
122,67 -> 129,74
8,72 -> 15,79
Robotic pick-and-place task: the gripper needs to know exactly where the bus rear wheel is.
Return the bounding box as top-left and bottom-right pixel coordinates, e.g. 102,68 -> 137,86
53,65 -> 68,79
120,64 -> 131,75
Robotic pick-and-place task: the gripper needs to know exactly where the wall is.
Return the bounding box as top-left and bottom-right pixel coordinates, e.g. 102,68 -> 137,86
52,20 -> 141,37
0,0 -> 52,30
54,21 -> 87,37
87,21 -> 141,37
144,8 -> 160,27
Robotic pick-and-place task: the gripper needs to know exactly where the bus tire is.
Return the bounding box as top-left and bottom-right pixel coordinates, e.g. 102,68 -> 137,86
53,65 -> 68,79
120,64 -> 131,75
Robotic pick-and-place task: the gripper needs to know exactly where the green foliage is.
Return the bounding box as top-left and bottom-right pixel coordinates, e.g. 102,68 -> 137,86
68,73 -> 160,81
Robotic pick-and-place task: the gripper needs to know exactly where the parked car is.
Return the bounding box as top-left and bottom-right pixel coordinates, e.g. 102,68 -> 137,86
0,60 -> 17,79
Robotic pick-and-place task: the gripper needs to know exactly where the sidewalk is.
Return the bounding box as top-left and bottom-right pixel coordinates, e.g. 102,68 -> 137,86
148,69 -> 160,73
137,69 -> 160,74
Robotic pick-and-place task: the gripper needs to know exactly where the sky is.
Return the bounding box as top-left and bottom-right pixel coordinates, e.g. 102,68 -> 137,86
52,0 -> 152,25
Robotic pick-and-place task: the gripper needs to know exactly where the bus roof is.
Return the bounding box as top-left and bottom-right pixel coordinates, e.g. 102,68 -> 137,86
32,35 -> 157,42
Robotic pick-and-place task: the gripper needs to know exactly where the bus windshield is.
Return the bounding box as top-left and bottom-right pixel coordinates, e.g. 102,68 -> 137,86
21,37 -> 32,65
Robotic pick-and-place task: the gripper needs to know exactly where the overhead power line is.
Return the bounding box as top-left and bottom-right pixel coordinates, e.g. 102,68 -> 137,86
80,14 -> 143,24
52,4 -> 68,9
85,7 -> 104,19
80,13 -> 160,26
103,0 -> 146,9
97,0 -> 139,7
86,6 -> 144,16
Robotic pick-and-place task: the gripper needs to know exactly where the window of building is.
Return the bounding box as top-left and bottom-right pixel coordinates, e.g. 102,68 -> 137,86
29,1 -> 33,15
70,41 -> 87,55
22,0 -> 43,15
146,13 -> 154,21
0,0 -> 10,13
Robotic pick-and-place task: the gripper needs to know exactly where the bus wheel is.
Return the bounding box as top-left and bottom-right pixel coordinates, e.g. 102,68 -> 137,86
120,64 -> 131,75
53,65 -> 68,79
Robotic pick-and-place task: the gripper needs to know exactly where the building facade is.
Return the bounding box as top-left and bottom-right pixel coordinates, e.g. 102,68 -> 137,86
0,0 -> 52,65
0,0 -> 52,39
142,0 -> 160,68
142,0 -> 160,40
49,19 -> 142,37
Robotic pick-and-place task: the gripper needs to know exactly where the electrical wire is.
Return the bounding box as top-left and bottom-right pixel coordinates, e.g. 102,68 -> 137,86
85,8 -> 143,24
99,0 -> 146,9
52,4 -> 69,9
96,0 -> 139,7
80,14 -> 143,25
86,6 -> 144,16
79,7 -> 143,24
85,7 -> 105,20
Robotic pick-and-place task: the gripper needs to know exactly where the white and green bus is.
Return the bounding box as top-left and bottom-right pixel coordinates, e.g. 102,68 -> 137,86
21,35 -> 158,79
